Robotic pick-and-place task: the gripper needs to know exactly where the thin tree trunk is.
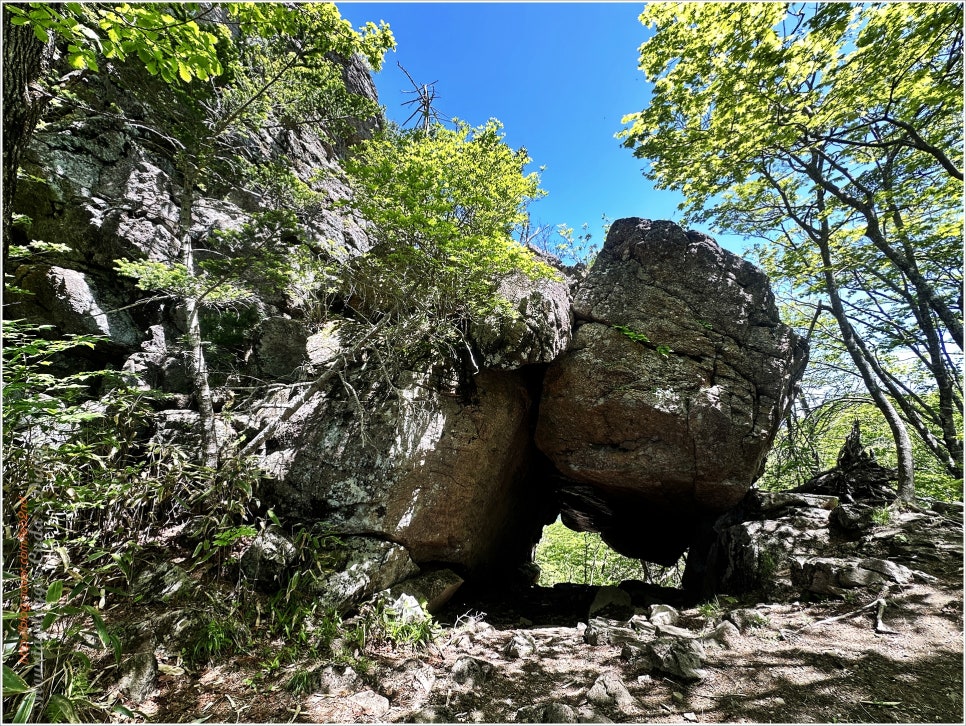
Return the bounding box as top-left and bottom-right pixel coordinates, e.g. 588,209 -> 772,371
178,162 -> 219,468
838,243 -> 961,478
775,154 -> 918,500
816,232 -> 916,501
2,12 -> 55,264
803,152 -> 963,350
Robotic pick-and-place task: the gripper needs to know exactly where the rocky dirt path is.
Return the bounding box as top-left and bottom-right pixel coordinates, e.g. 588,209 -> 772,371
113,503 -> 962,724
132,569 -> 961,724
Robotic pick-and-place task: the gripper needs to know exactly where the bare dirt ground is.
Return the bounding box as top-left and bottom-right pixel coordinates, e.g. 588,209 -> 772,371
105,511 -> 963,725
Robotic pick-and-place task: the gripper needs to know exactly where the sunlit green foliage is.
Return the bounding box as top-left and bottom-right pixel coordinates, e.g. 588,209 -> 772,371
115,209 -> 309,307
621,3 -> 962,223
535,519 -> 683,588
5,2 -> 393,82
620,2 -> 963,497
343,120 -> 555,340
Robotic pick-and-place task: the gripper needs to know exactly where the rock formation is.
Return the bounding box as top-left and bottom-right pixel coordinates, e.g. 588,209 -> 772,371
7,45 -> 806,602
251,366 -> 555,576
535,218 -> 808,565
684,484 -> 962,600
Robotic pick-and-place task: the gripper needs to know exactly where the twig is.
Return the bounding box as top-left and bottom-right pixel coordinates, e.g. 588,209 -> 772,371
874,598 -> 899,634
782,597 -> 891,639
238,317 -> 387,458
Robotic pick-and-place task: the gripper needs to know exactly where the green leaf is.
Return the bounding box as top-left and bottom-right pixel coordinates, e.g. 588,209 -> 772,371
32,25 -> 50,43
12,691 -> 37,723
83,606 -> 111,650
66,52 -> 87,70
45,693 -> 80,723
3,665 -> 32,694
112,704 -> 136,719
45,580 -> 63,605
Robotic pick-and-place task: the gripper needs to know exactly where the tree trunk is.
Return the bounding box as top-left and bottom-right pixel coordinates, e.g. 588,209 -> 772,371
817,236 -> 916,501
804,153 -> 963,350
2,11 -> 55,264
178,163 -> 220,469
793,158 -> 919,501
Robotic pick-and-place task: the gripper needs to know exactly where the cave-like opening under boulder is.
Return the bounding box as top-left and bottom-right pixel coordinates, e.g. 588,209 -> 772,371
363,218 -> 808,621
237,217 -> 807,618
526,218 -> 807,582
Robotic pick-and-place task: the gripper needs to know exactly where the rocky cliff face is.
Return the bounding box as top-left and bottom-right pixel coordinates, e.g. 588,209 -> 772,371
7,55 -> 806,600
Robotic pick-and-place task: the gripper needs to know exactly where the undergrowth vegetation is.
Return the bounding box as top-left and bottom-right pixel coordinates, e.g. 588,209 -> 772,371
534,518 -> 684,589
1,319 -> 265,720
1,319 -> 442,721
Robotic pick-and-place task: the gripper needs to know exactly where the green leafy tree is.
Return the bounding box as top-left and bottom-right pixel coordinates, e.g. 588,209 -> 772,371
4,2 -> 226,261
341,120 -> 555,364
619,2 -> 963,500
238,120 -> 558,457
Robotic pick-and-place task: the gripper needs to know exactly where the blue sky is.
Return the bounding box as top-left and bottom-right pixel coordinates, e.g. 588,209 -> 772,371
337,1 -> 748,256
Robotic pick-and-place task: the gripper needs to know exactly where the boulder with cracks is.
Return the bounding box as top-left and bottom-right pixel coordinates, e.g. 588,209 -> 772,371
536,218 -> 807,565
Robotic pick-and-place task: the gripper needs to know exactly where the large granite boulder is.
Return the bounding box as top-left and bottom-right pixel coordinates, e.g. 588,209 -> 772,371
250,364 -> 553,576
536,219 -> 807,564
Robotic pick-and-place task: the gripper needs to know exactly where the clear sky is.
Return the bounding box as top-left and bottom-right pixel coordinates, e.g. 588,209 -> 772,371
337,1 -> 748,256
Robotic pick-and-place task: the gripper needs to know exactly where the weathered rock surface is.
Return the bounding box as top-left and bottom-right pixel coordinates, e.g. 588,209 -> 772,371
131,561 -> 192,604
7,264 -> 141,348
687,480 -> 962,599
349,689 -> 391,717
790,556 -> 913,597
8,55 -> 377,389
503,631 -> 539,659
536,218 -> 807,564
117,650 -> 158,703
683,488 -> 838,596
451,656 -> 494,687
588,585 -> 634,620
385,568 -> 465,613
634,636 -> 707,681
253,367 -> 552,576
586,671 -> 637,713
473,253 -> 574,369
311,537 -> 419,613
239,525 -> 298,588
